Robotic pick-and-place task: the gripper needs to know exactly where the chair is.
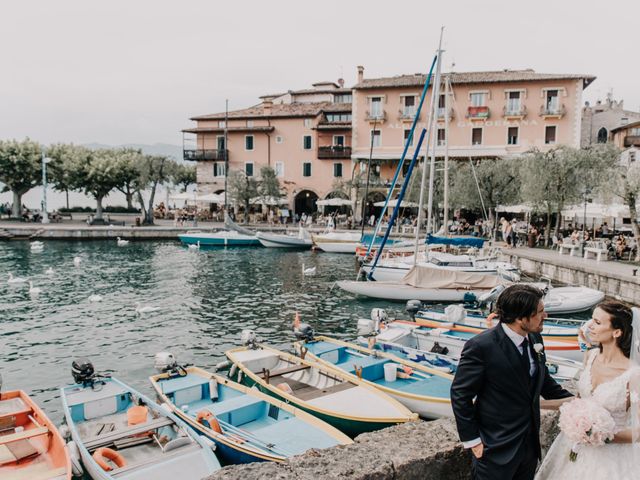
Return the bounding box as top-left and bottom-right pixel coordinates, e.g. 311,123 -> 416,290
551,236 -> 559,250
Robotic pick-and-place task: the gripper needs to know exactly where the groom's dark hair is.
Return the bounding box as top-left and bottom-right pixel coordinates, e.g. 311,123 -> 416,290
495,284 -> 544,324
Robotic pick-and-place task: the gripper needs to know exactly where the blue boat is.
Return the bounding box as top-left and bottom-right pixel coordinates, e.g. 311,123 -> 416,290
149,366 -> 352,464
60,366 -> 221,480
178,230 -> 260,247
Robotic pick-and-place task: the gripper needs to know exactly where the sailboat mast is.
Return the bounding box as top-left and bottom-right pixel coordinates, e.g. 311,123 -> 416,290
224,99 -> 229,212
443,74 -> 451,237
414,27 -> 444,262
426,49 -> 444,236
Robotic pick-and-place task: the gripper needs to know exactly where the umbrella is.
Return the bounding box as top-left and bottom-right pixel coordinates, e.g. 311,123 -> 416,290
496,204 -> 533,214
197,193 -> 224,203
169,192 -> 194,201
373,199 -> 419,208
316,198 -> 353,207
250,196 -> 288,205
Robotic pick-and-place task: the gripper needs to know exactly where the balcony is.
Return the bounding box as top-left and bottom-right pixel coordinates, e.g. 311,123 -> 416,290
466,106 -> 490,120
183,149 -> 228,161
365,110 -> 386,123
539,104 -> 566,118
398,109 -> 419,121
318,146 -> 352,159
503,105 -> 527,118
436,107 -> 455,120
624,136 -> 640,148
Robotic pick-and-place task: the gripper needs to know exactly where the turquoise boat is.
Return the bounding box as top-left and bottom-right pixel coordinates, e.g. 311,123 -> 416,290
178,230 -> 260,247
296,336 -> 453,419
149,366 -> 352,464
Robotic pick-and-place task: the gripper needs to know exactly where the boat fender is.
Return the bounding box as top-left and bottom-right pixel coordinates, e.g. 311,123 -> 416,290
354,365 -> 363,379
486,312 -> 498,328
237,370 -> 243,383
209,379 -> 219,400
214,360 -> 231,372
93,447 -> 127,471
229,364 -> 238,379
276,382 -> 293,395
299,346 -> 308,360
196,410 -> 222,434
66,440 -> 83,477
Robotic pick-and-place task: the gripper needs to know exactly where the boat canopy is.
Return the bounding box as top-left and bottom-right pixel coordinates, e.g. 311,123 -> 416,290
401,265 -> 502,289
425,234 -> 484,248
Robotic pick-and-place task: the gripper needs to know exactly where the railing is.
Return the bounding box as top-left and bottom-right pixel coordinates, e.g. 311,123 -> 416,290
437,107 -> 455,119
624,136 -> 640,147
183,149 -> 228,161
366,110 -> 386,122
317,146 -> 352,159
539,104 -> 566,117
466,106 -> 490,119
398,109 -> 418,120
503,105 -> 527,117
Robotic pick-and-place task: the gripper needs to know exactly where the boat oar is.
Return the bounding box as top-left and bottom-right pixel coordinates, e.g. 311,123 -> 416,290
216,418 -> 294,457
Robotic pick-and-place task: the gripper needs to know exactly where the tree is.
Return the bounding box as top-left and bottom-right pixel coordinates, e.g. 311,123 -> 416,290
113,148 -> 144,210
0,138 -> 43,217
170,162 -> 197,193
134,155 -> 171,225
257,166 -> 282,202
228,170 -> 258,223
47,143 -> 83,210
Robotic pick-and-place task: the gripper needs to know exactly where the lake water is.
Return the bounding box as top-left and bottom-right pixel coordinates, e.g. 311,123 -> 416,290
0,240 -> 404,424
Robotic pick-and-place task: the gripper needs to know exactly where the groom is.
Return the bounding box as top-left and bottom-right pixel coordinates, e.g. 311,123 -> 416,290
451,284 -> 573,480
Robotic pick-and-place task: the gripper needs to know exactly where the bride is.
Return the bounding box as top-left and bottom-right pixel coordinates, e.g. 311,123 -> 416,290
536,300 -> 640,478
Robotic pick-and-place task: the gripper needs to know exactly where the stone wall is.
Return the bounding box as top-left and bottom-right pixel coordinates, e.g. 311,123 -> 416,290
204,412 -> 561,480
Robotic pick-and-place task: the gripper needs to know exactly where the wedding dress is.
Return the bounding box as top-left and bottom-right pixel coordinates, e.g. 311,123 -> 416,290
535,351 -> 640,479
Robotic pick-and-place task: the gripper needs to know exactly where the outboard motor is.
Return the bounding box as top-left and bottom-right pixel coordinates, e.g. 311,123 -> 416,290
72,357 -> 95,386
241,329 -> 258,349
477,284 -> 506,306
357,319 -> 375,336
154,352 -> 178,373
293,323 -> 315,342
405,299 -> 422,321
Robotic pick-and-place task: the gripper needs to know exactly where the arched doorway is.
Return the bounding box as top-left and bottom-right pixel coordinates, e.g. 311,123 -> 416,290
365,191 -> 386,222
294,190 -> 318,216
597,127 -> 608,144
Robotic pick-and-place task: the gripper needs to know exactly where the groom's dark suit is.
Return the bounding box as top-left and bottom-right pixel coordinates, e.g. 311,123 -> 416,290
451,323 -> 573,480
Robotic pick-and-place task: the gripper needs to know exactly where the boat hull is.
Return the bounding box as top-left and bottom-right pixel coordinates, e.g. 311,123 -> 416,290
179,232 -> 260,247
256,232 -> 313,249
361,263 -> 515,282
337,280 -> 488,302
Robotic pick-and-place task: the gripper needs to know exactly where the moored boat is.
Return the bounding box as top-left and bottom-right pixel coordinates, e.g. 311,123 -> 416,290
225,332 -> 417,437
255,227 -> 313,249
60,359 -> 221,480
0,389 -> 71,480
149,354 -> 352,464
312,231 -> 361,254
178,230 -> 260,247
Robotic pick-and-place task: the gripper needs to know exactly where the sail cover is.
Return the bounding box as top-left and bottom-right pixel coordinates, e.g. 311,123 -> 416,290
425,234 -> 484,248
401,265 -> 502,289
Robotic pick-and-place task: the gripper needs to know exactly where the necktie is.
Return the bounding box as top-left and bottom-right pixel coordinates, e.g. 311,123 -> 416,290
520,338 -> 530,376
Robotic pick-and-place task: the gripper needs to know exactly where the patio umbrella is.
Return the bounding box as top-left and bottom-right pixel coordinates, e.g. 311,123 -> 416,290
316,198 -> 353,207
197,193 -> 224,203
373,199 -> 419,208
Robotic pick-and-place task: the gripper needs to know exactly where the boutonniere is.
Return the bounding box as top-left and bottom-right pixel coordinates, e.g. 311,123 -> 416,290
533,343 -> 544,359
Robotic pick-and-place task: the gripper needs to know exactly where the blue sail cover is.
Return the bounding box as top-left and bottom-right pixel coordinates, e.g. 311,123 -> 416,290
425,234 -> 484,248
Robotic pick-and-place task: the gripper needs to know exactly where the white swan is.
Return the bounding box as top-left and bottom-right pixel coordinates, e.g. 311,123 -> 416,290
117,237 -> 129,247
302,264 -> 317,276
88,294 -> 103,302
188,241 -> 200,250
45,267 -> 54,275
30,242 -> 44,251
28,281 -> 42,296
8,273 -> 28,284
73,257 -> 82,267
135,302 -> 160,314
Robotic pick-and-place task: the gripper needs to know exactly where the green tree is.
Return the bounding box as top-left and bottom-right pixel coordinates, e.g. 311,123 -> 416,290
0,138 -> 43,217
47,143 -> 84,210
134,154 -> 171,225
257,166 -> 282,202
170,162 -> 197,192
113,148 -> 144,210
228,170 -> 258,224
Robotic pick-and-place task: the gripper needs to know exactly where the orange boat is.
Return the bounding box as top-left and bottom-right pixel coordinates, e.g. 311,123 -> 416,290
0,390 -> 71,480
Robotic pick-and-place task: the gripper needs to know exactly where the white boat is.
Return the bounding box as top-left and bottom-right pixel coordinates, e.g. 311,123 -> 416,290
256,227 -> 313,249
312,231 -> 361,253
338,265 -> 507,302
543,286 -> 605,314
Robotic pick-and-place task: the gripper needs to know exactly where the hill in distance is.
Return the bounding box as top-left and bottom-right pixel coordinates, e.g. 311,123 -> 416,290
83,143 -> 185,163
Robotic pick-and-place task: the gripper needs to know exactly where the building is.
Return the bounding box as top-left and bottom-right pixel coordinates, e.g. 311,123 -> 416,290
610,120 -> 640,165
581,94 -> 640,147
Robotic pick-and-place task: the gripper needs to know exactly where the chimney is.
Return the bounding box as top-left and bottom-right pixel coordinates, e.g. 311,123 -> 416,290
357,65 -> 364,83
337,78 -> 344,88
263,99 -> 273,114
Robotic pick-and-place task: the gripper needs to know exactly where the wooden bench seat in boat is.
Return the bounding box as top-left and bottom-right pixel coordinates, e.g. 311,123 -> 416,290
159,375 -> 210,395
0,426 -> 49,445
84,417 -> 174,450
110,442 -> 201,478
260,364 -> 310,381
295,381 -> 355,401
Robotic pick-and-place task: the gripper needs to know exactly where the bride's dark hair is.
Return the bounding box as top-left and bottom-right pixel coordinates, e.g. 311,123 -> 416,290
597,300 -> 633,358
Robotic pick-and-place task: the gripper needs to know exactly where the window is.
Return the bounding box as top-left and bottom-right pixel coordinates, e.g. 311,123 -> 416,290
245,135 -> 254,150
507,91 -> 521,113
472,128 -> 483,145
216,136 -> 226,150
630,128 -> 640,136
326,113 -> 352,122
470,92 -> 486,107
545,90 -> 559,112
403,129 -> 413,146
545,126 -> 557,144
437,94 -> 446,117
246,120 -> 254,127
402,96 -> 416,116
630,151 -> 637,163
275,136 -> 283,144
303,135 -> 312,150
507,127 -> 519,145
303,162 -> 312,177
275,162 -> 284,177
245,162 -> 254,177
218,121 -> 226,128
214,162 -> 225,177
334,93 -> 352,103
597,128 -> 608,144
333,135 -> 345,147
371,130 -> 381,147
370,97 -> 383,117
437,128 -> 446,146
304,119 -> 312,128
333,163 -> 343,177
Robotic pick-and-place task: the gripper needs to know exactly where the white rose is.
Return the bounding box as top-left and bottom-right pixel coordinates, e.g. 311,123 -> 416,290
533,343 -> 544,354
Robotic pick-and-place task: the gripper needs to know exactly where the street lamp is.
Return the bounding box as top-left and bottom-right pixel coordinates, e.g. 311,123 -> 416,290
41,152 -> 52,224
582,187 -> 592,233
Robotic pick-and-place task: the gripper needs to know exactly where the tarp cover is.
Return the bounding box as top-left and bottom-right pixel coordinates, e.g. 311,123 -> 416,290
426,234 -> 485,248
401,265 -> 502,289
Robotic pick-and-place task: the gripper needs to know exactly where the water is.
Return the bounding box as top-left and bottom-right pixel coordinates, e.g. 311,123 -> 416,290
0,240 -> 404,423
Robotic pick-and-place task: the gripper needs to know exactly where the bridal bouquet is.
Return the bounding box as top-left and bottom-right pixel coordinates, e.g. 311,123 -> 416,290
558,398 -> 616,461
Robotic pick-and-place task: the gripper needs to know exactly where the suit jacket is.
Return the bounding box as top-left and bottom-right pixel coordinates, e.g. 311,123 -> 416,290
450,323 -> 573,465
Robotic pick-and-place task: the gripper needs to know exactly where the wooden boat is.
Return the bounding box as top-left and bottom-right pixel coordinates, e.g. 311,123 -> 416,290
60,373 -> 221,480
178,230 -> 260,247
150,365 -> 352,464
312,231 -> 361,254
255,228 -> 313,249
294,336 -> 453,419
225,343 -> 417,437
0,390 -> 71,480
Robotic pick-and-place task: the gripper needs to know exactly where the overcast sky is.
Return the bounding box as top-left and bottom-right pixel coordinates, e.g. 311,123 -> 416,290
1,0 -> 638,147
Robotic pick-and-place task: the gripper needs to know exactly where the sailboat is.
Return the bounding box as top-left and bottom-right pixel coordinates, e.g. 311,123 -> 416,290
257,226 -> 313,249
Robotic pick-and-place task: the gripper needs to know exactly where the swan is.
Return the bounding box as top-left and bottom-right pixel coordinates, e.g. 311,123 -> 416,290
8,273 -> 28,284
117,237 -> 129,247
45,267 -> 54,275
188,241 -> 200,250
135,302 -> 159,314
88,294 -> 103,302
73,256 -> 82,267
302,263 -> 316,276
28,281 -> 42,296
30,242 -> 44,251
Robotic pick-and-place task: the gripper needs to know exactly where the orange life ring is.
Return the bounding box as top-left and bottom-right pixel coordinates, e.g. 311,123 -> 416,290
196,410 -> 222,434
486,312 -> 498,328
93,447 -> 126,472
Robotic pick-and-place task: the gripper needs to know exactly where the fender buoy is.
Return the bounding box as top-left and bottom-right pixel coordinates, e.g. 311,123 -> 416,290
93,447 -> 126,472
276,382 -> 293,394
486,312 -> 498,328
196,410 -> 222,434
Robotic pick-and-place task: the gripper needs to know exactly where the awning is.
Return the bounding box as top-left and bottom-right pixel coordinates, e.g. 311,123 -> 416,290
316,198 -> 353,207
